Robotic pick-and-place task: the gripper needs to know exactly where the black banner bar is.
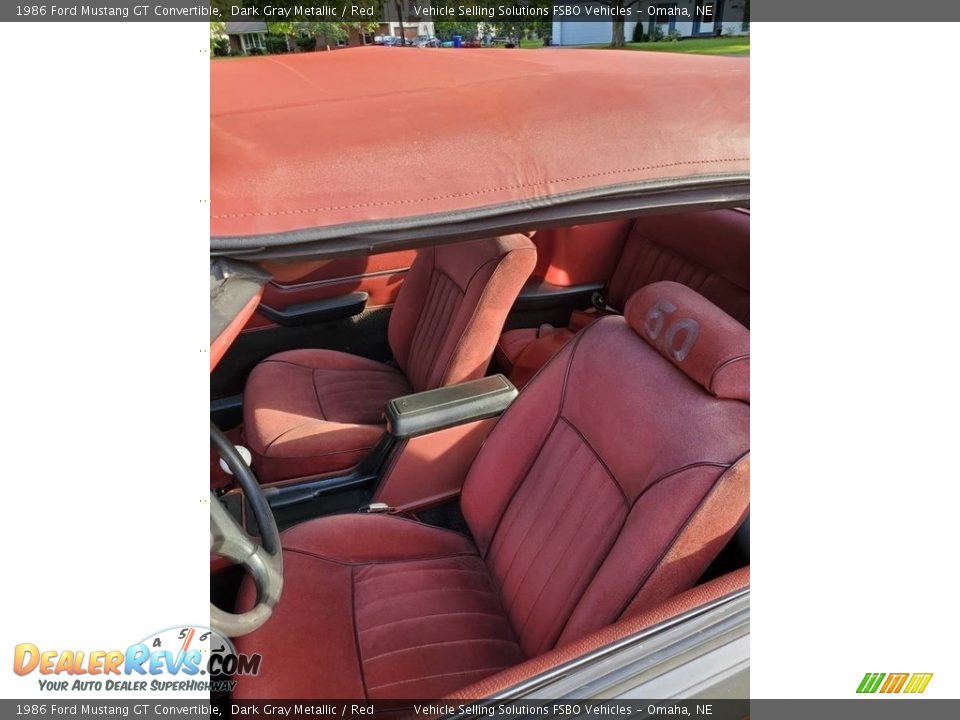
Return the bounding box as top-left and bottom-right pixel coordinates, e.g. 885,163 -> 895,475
2,699 -> 960,719
2,1 -> 960,22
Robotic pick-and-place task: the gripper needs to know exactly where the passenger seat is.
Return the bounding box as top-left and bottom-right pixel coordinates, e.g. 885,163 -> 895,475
243,235 -> 537,483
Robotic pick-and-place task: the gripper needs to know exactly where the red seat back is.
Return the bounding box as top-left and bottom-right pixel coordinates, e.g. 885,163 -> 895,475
462,281 -> 749,656
607,209 -> 750,326
389,235 -> 536,392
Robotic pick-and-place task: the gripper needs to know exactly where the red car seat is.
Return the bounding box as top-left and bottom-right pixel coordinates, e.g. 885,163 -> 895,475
242,235 -> 536,483
497,209 -> 749,387
233,281 -> 750,698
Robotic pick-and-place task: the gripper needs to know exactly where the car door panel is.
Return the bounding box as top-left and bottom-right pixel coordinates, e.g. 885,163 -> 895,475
243,250 -> 416,331
211,250 -> 416,404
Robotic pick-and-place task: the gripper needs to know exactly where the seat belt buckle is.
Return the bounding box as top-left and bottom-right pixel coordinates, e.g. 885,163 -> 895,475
358,502 -> 394,514
590,290 -> 619,315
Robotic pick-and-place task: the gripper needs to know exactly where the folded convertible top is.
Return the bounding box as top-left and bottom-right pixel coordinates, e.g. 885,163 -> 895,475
210,47 -> 748,251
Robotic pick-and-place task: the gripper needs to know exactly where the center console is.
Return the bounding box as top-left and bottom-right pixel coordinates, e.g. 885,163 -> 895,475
374,375 -> 517,511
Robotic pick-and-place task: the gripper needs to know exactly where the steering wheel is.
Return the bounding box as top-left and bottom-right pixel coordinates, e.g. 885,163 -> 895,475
210,423 -> 283,637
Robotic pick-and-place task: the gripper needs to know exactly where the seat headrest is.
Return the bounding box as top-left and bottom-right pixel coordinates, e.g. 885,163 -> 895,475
625,281 -> 749,402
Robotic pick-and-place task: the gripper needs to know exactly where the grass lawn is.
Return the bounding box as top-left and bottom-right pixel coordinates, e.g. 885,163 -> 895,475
594,36 -> 749,56
519,38 -> 545,49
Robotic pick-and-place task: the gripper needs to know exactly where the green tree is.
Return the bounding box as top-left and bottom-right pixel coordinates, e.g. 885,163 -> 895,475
598,0 -> 643,48
267,21 -> 378,51
209,20 -> 228,55
434,22 -> 481,41
496,18 -> 550,46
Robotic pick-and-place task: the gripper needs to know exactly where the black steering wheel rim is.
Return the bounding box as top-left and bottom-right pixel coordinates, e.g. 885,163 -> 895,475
211,423 -> 281,555
210,422 -> 283,636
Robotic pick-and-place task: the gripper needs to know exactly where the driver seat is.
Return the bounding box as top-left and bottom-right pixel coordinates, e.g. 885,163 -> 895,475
233,282 -> 750,699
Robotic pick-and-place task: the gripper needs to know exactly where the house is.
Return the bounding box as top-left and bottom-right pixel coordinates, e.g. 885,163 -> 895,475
225,21 -> 268,55
376,21 -> 436,42
551,0 -> 748,46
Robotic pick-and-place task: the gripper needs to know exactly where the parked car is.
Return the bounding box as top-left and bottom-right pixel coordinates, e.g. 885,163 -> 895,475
210,47 -> 750,705
413,35 -> 440,48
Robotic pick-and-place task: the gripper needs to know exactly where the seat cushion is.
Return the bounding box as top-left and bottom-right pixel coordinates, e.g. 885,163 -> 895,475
243,349 -> 411,483
233,514 -> 524,699
508,328 -> 576,389
493,327 -> 538,374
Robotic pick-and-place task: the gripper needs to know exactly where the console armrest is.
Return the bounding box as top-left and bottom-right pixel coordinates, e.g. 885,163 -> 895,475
385,375 -> 517,439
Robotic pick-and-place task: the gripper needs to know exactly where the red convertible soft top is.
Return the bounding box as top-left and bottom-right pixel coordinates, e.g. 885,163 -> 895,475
211,47 -> 748,252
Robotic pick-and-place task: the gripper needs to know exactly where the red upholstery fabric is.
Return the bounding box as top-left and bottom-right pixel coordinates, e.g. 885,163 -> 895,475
505,328 -> 575,390
448,566 -> 749,700
389,235 -> 536,392
493,327 -> 538,374
625,281 -> 750,402
606,209 -> 749,325
243,350 -> 411,484
462,284 -> 749,656
373,419 -> 496,512
499,209 -> 749,388
530,220 -> 632,287
243,235 -> 535,482
235,284 -> 748,698
233,514 -> 523,699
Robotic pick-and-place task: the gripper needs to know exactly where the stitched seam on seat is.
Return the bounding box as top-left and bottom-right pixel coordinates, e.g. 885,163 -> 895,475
629,461 -> 731,510
439,250 -> 535,387
360,611 -> 509,635
317,378 -> 406,395
414,271 -> 452,377
409,270 -> 461,389
419,271 -> 462,388
611,454 -> 746,621
261,420 -> 334,455
259,358 -> 399,373
392,247 -> 434,370
533,502 -> 626,656
482,419 -> 562,564
489,429 -> 582,580
262,440 -> 376,460
404,270 -> 439,382
366,666 -> 509,693
479,325 -> 593,561
557,416 -> 629,505
350,565 -> 369,700
362,638 -> 519,665
512,471 -> 620,647
311,370 -> 329,421
498,437 -> 592,606
354,566 -> 489,588
376,513 -> 481,543
314,377 -> 404,424
437,255 -> 504,386
360,586 -> 501,614
708,354 -> 750,395
407,270 -> 443,376
282,547 -> 478,568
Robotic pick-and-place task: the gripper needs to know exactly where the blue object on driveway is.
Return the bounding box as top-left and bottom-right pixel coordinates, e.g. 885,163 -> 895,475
453,35 -> 462,48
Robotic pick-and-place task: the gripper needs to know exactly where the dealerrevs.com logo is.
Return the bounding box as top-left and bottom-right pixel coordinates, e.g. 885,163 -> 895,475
12,625 -> 260,693
857,672 -> 933,694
